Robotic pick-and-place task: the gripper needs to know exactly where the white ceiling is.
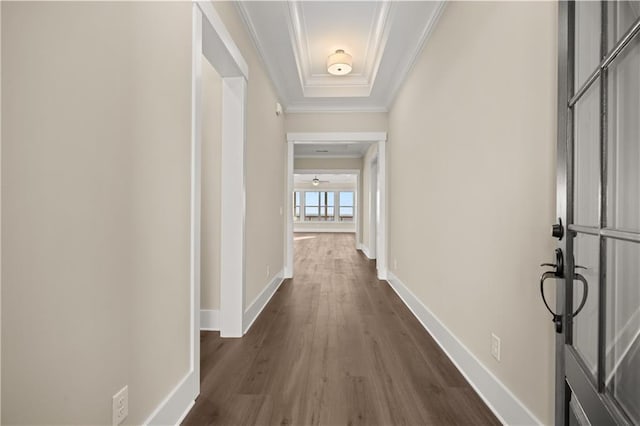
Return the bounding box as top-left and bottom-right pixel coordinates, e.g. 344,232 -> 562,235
236,1 -> 445,113
294,173 -> 357,185
294,141 -> 371,158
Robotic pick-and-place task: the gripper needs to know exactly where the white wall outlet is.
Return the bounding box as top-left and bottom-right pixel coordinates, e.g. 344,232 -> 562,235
279,206 -> 283,216
112,385 -> 128,426
266,265 -> 270,278
491,333 -> 501,362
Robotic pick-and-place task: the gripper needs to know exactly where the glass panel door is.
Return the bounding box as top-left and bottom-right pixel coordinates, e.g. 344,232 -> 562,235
558,2 -> 640,424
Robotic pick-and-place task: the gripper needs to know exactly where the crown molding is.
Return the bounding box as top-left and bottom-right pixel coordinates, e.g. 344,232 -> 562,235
285,104 -> 388,114
287,1 -> 392,97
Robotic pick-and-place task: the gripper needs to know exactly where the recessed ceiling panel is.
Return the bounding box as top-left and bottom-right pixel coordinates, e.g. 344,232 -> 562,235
235,1 -> 446,112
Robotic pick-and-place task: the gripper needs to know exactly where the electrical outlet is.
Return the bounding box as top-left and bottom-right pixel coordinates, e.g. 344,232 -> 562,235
491,333 -> 501,362
279,206 -> 283,216
112,385 -> 128,426
266,265 -> 270,278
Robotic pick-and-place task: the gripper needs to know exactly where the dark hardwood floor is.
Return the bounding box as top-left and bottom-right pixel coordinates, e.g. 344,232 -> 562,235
182,233 -> 500,426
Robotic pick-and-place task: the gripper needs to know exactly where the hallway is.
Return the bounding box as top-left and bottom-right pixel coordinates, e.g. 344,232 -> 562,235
183,233 -> 499,425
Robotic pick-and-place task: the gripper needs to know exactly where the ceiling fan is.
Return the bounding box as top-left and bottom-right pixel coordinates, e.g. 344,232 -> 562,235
311,176 -> 330,186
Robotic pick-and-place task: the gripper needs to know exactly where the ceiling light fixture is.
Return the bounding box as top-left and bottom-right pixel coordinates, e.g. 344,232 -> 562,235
327,49 -> 353,76
312,176 -> 320,186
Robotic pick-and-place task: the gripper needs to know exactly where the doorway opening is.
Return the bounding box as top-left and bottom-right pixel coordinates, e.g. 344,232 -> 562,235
285,132 -> 387,280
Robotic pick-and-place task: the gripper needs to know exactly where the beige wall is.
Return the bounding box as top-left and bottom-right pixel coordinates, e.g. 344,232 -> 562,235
285,112 -> 388,133
2,2 -> 192,424
0,1 -> 3,420
201,57 -> 222,311
212,2 -> 286,309
294,157 -> 362,171
388,2 -> 557,423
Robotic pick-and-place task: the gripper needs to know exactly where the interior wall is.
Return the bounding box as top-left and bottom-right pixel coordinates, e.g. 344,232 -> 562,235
0,1 -> 3,419
1,2 -> 192,424
387,2 -> 557,423
201,56 -> 222,311
285,112 -> 388,133
213,2 -> 286,309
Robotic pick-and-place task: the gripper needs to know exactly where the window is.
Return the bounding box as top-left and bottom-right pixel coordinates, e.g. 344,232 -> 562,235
339,192 -> 354,222
304,191 -> 335,221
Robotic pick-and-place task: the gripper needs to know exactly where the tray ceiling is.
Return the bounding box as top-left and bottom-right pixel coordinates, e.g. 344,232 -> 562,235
236,1 -> 445,113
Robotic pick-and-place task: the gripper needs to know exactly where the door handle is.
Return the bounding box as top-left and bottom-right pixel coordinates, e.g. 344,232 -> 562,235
540,271 -> 563,333
540,261 -> 590,334
571,272 -> 589,317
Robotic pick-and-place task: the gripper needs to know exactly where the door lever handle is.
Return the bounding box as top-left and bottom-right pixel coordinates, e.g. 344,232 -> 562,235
540,271 -> 563,333
572,272 -> 589,317
540,248 -> 564,277
539,269 -> 590,334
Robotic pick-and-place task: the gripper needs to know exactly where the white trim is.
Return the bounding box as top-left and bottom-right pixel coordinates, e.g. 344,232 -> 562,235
386,272 -> 542,426
294,154 -> 365,160
360,244 -> 375,260
143,372 -> 198,426
287,132 -> 387,143
197,1 -> 248,79
366,149 -> 378,261
293,227 -> 355,234
244,270 -> 285,334
284,141 -> 294,279
375,140 -> 387,280
187,2 -> 203,412
220,77 -> 247,338
200,309 -> 220,331
285,105 -> 389,114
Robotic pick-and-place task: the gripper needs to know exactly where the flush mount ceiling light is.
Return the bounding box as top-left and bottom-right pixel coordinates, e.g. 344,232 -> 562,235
327,49 -> 353,76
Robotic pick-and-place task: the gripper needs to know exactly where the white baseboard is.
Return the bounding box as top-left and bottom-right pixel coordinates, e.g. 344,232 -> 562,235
200,309 -> 220,331
244,269 -> 285,334
293,227 -> 355,233
360,244 -> 375,260
143,370 -> 197,426
386,271 -> 541,426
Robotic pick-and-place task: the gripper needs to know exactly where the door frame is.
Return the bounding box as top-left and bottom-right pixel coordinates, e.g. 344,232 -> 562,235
285,132 -> 388,280
183,2 -> 248,421
555,1 -> 570,424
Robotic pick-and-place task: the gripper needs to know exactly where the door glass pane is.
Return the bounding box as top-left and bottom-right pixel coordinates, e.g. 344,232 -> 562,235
606,239 -> 640,424
608,1 -> 640,51
574,81 -> 601,227
573,233 -> 600,380
575,1 -> 602,89
607,33 -> 640,233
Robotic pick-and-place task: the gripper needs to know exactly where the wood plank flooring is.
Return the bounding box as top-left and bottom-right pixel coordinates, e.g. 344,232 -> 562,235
182,233 -> 500,426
